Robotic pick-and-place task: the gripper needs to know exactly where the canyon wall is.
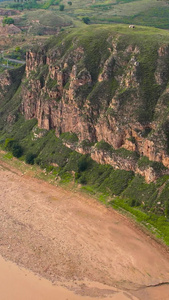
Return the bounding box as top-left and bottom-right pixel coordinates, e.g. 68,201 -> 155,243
2,27 -> 169,182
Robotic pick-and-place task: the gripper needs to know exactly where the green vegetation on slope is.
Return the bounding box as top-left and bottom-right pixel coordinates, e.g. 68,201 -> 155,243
34,24 -> 169,125
2,0 -> 169,30
1,123 -> 169,245
0,107 -> 169,245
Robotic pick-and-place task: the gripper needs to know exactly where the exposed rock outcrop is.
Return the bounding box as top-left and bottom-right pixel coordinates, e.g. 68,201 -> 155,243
4,27 -> 169,183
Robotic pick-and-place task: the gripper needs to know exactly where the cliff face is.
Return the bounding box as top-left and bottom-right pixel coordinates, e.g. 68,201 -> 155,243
0,65 -> 25,132
5,26 -> 169,181
0,70 -> 12,100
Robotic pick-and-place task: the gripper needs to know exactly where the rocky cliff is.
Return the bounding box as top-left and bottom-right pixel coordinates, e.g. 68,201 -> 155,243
2,25 -> 169,182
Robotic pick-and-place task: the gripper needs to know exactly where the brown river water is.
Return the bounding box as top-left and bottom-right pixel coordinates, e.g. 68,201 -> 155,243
0,255 -> 137,300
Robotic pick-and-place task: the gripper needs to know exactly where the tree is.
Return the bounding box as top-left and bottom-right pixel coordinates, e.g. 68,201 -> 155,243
12,144 -> 23,158
4,138 -> 23,158
59,4 -> 65,11
67,1 -> 72,5
78,155 -> 89,172
82,17 -> 90,24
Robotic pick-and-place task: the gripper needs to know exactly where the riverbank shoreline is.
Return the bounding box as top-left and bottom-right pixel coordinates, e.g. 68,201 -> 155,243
1,255 -> 137,300
0,156 -> 169,299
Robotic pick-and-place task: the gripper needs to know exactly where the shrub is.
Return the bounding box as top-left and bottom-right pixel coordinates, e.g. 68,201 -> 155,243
99,169 -> 134,196
4,138 -> 23,158
12,144 -> 23,158
127,136 -> 136,143
96,140 -> 113,152
80,139 -> 94,149
79,174 -> 87,185
25,153 -> 37,165
138,156 -> 166,172
78,155 -> 89,172
60,132 -> 78,143
35,157 -> 42,166
75,172 -> 81,180
123,175 -> 157,206
82,17 -> 90,24
4,138 -> 15,151
15,46 -> 21,52
127,198 -> 141,207
138,156 -> 150,168
2,17 -> 14,26
165,200 -> 169,217
59,4 -> 64,11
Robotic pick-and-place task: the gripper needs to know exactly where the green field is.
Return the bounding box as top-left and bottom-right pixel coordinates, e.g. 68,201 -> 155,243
1,0 -> 169,29
1,0 -> 169,57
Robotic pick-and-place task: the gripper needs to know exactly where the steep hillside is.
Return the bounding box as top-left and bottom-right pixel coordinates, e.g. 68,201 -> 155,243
1,25 -> 169,241
21,25 -> 169,177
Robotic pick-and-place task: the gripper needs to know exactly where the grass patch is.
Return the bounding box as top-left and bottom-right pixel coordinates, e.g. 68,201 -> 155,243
111,197 -> 169,245
96,140 -> 139,160
122,175 -> 157,208
138,156 -> 166,172
60,132 -> 79,143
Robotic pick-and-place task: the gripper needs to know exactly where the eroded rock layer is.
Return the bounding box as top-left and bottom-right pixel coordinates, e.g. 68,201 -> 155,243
2,26 -> 169,182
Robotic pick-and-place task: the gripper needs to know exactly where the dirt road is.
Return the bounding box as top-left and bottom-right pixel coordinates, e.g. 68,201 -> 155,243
0,160 -> 169,299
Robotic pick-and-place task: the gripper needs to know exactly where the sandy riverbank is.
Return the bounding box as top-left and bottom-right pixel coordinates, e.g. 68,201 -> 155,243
0,159 -> 169,299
